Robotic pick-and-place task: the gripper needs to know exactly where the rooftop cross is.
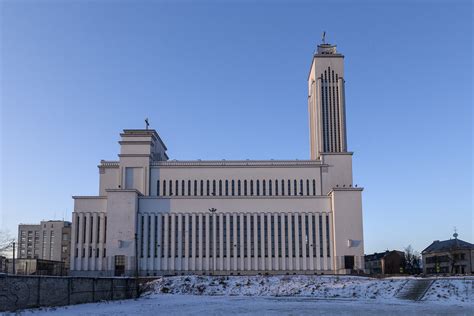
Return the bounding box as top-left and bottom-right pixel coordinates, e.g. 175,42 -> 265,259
322,31 -> 326,44
145,118 -> 149,130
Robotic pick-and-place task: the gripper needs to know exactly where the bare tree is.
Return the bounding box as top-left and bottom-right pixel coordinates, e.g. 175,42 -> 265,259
404,245 -> 421,275
0,230 -> 15,257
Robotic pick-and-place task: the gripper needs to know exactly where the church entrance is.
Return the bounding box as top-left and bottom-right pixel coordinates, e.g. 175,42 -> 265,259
114,255 -> 125,276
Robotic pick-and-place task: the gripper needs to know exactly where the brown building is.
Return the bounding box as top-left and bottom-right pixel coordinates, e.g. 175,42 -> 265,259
422,234 -> 474,275
365,250 -> 405,275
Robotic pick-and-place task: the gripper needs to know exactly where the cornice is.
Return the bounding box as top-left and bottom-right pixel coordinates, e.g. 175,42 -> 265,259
151,160 -> 324,168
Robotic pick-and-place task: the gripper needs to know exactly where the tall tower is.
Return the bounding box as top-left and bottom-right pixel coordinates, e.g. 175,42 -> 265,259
308,41 -> 347,159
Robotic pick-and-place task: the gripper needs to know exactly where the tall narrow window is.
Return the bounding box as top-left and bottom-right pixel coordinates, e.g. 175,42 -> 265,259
219,180 -> 222,196
182,216 -> 186,257
216,215 -> 220,257
291,216 -> 295,257
287,179 -> 291,196
157,181 -> 160,196
231,180 -> 235,196
223,216 -> 227,257
236,216 -> 241,258
305,215 -> 309,257
256,180 -> 260,196
269,180 -> 272,196
250,180 -> 254,195
200,180 -> 204,196
306,179 -> 310,196
206,180 -> 210,196
225,180 -> 229,196
271,216 -> 275,258
188,215 -> 193,257
212,180 -> 216,196
163,180 -> 167,196
299,179 -> 303,195
181,180 -> 185,196
277,216 -> 282,257
238,180 -> 241,196
281,180 -> 285,196
326,215 -> 330,257
284,215 -> 289,257
188,180 -> 191,196
294,179 -> 297,196
257,216 -> 261,257
229,215 -> 233,258
262,180 -> 266,196
312,180 -> 316,196
312,215 -> 317,257
264,216 -> 268,257
169,180 -> 173,196
243,215 -> 247,257
319,215 -> 323,257
175,180 -> 179,196
194,180 -> 197,196
244,180 -> 248,196
275,179 -> 279,196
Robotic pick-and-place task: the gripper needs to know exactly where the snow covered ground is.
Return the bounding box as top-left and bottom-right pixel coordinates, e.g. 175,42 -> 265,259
19,295 -> 473,316
17,276 -> 474,315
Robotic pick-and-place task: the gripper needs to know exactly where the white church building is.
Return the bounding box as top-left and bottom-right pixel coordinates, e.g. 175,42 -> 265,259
71,42 -> 364,276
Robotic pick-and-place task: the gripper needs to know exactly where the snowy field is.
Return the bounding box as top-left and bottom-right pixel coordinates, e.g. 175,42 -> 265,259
16,275 -> 474,315
19,295 -> 473,316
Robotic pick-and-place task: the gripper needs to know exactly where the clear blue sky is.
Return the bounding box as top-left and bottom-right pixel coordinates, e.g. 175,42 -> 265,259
1,0 -> 472,254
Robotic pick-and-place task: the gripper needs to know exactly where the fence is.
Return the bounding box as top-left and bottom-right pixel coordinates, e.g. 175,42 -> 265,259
0,274 -> 139,312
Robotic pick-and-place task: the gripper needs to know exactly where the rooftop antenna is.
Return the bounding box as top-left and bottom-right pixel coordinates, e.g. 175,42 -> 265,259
453,227 -> 458,239
322,31 -> 326,44
145,118 -> 150,130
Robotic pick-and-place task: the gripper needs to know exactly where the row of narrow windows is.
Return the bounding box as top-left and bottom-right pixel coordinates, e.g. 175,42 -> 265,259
321,67 -> 343,153
74,215 -> 107,244
157,179 -> 319,197
139,213 -> 331,259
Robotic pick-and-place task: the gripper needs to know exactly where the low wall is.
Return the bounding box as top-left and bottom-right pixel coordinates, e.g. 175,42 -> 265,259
0,275 -> 139,312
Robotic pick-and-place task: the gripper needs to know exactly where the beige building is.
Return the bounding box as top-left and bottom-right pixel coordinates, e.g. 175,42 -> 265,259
17,220 -> 71,270
422,234 -> 474,275
71,41 -> 365,277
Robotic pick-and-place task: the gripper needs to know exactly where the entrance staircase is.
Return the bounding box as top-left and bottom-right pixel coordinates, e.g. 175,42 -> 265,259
396,279 -> 434,301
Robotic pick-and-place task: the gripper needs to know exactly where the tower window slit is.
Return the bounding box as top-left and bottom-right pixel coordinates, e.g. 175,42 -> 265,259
206,180 -> 210,196
169,180 -> 173,196
257,180 -> 260,196
157,181 -> 160,196
238,180 -> 241,196
212,180 -> 216,196
219,180 -> 222,196
306,179 -> 310,196
244,180 -> 248,196
263,180 -> 266,196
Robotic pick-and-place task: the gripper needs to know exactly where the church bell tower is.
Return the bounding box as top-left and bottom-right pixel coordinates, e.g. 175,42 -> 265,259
308,38 -> 348,160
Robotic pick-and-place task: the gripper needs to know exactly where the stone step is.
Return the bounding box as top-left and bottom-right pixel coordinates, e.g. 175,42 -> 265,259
396,279 -> 434,301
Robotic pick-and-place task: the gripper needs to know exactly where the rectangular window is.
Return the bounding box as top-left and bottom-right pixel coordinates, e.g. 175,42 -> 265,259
264,216 -> 268,257
163,180 -> 167,196
175,216 -> 179,258
277,216 -> 282,257
298,215 -> 303,257
319,215 -> 323,257
237,216 -> 241,258
326,215 -> 330,257
229,216 -> 234,258
271,216 -> 275,258
216,215 -> 220,258
157,181 -> 160,196
223,216 -> 227,257
168,216 -> 172,258
161,216 -> 165,258
257,216 -> 261,257
140,216 -> 144,257
250,216 -> 254,257
243,215 -> 247,258
202,215 -> 206,257
291,216 -> 296,257
284,215 -> 289,257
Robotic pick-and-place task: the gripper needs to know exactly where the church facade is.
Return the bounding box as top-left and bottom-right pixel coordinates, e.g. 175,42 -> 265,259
71,42 -> 364,276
